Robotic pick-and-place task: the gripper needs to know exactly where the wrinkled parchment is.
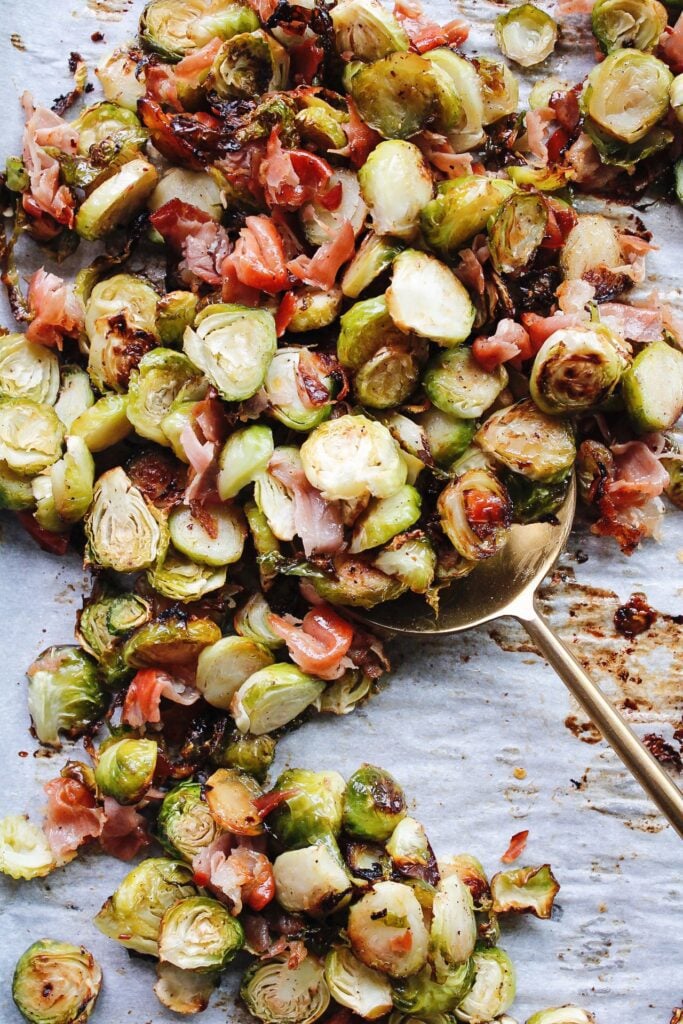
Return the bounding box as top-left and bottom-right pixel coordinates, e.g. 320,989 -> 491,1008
0,2 -> 681,1022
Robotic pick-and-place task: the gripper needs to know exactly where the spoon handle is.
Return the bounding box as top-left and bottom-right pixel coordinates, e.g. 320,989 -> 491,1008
516,604 -> 683,840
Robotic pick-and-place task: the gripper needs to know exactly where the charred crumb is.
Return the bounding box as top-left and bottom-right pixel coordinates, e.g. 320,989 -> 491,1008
643,734 -> 683,772
10,33 -> 26,51
614,593 -> 657,638
91,31 -> 105,43
68,51 -> 83,75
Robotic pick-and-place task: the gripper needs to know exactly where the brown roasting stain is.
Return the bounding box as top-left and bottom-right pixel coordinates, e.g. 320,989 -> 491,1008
10,33 -> 26,51
85,0 -> 133,18
565,715 -> 602,745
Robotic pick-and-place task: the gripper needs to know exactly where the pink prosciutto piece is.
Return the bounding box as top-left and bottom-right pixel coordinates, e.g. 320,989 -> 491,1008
268,448 -> 345,555
268,603 -> 355,680
21,93 -> 79,227
26,269 -> 84,349
99,797 -> 150,862
122,669 -> 200,729
43,777 -> 103,861
287,220 -> 355,291
472,319 -> 532,372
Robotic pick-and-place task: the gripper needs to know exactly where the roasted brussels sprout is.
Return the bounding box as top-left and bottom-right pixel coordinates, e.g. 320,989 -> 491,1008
70,394 -> 132,452
0,398 -> 63,476
325,946 -> 393,1019
0,462 -> 35,511
75,159 -> 159,241
150,168 -> 223,223
196,636 -> 274,710
78,589 -> 150,669
438,468 -> 512,561
347,880 -> 429,977
284,288 -> 343,333
203,768 -> 264,835
211,730 -> 276,781
148,550 -> 228,602
208,31 -> 289,100
348,52 -> 455,140
127,349 -> 203,446
54,367 -> 95,432
374,533 -> 436,595
47,436 -> 95,524
27,646 -> 105,749
359,142 -> 433,241
592,0 -> 667,54
85,274 -> 159,393
184,304 -> 277,403
582,50 -> 672,144
85,467 -> 168,573
672,75 -> 683,125
387,250 -> 475,348
425,49 -> 485,152
0,333 -> 60,405
417,408 -> 476,468
0,815 -> 54,880
475,400 -> 575,483
430,874 -> 477,971
253,466 -> 296,542
350,485 -> 422,553
264,349 -> 333,431
391,961 -> 475,1016
273,845 -> 352,915
313,555 -> 408,608
32,473 -> 66,535
455,948 -> 516,1023
159,896 -> 244,971
301,414 -> 407,501
122,615 -> 221,667
154,962 -> 218,1016
169,503 -> 246,567
385,815 -> 438,882
530,325 -> 629,415
267,768 -> 345,849
495,4 -> 558,68
94,737 -> 158,804
216,426 -> 274,501
12,940 -> 102,1024
420,176 -> 515,261
338,296 -> 404,370
504,473 -> 570,525
488,193 -> 548,278
157,781 -> 221,862
232,663 -> 325,736
341,233 -> 404,299
527,1009 -> 596,1024
342,764 -> 407,842
559,214 -> 622,284
622,340 -> 683,433
96,47 -> 147,111
331,0 -> 408,61
156,291 -> 200,347
95,858 -> 197,956
234,592 -> 286,649
424,348 -> 508,420
241,956 -> 330,1024
491,865 -> 560,918
476,58 -> 520,125
74,100 -> 146,156
140,0 -> 258,61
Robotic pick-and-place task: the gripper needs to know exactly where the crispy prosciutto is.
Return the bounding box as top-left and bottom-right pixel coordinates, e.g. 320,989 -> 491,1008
598,303 -> 663,342
524,107 -> 556,165
394,0 -> 469,53
269,448 -> 345,555
472,319 -> 532,372
122,669 -> 200,729
21,93 -> 78,228
287,220 -> 355,291
502,830 -> 529,864
268,603 -> 355,680
99,797 -> 150,862
521,311 -> 587,347
331,99 -> 380,169
150,200 -> 231,289
180,395 -> 227,503
659,15 -> 683,74
193,835 -> 275,914
226,215 -> 290,295
43,777 -> 103,862
258,129 -> 336,211
26,269 -> 84,349
175,37 -> 224,85
588,440 -> 669,554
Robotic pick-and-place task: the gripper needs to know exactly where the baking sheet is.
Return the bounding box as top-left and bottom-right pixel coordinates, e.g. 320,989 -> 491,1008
0,1 -> 681,1021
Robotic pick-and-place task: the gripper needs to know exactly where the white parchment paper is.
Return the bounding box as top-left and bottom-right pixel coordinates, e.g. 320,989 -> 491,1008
0,2 -> 681,1022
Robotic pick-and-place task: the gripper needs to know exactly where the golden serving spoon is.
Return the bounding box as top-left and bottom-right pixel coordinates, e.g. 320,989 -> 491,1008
357,476 -> 683,838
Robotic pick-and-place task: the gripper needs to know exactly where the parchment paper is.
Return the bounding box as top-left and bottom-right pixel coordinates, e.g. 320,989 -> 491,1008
0,2 -> 681,1022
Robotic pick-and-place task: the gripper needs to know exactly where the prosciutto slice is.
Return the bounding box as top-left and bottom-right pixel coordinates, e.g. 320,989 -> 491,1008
268,448 -> 345,555
26,269 -> 84,349
21,93 -> 79,227
122,669 -> 200,729
193,835 -> 275,915
287,221 -> 355,291
43,777 -> 103,862
99,797 -> 149,862
472,319 -> 532,372
268,604 -> 355,680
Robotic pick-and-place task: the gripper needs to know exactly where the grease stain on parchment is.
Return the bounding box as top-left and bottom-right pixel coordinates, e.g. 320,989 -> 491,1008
85,0 -> 133,19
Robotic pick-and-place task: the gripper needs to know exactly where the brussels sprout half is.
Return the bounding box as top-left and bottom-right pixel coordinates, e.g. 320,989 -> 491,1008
455,947 -> 516,1023
169,503 -> 246,567
592,0 -> 667,54
350,485 -> 422,554
342,764 -> 407,841
48,436 -> 95,525
95,858 -> 197,956
147,550 -> 228,603
0,398 -> 64,476
313,555 -> 408,608
149,168 -> 223,222
425,49 -> 485,153
264,349 -> 333,432
385,815 -> 439,883
184,304 -> 277,402
85,273 -> 160,393
301,414 -> 407,501
157,781 -> 221,862
359,142 -> 433,241
338,296 -> 405,370
476,58 -> 520,125
154,962 -> 219,1016
348,52 -> 455,140
491,864 -> 560,918
430,873 -> 477,972
495,4 -> 557,68
240,956 -> 330,1024
232,663 -> 326,736
94,737 -> 158,804
123,615 -> 221,668
75,159 -> 159,241
582,49 -> 672,144
159,895 -> 245,972
622,340 -> 683,434
420,176 -> 515,261
374,534 -> 437,595
560,214 -> 622,284
127,348 -> 204,446
331,0 -> 409,61
96,47 -> 147,111
74,101 -> 146,156
54,367 -> 95,432
325,946 -> 393,1019
197,636 -> 274,711
391,960 -> 475,1016
387,250 -> 476,348
301,170 -> 367,248
0,333 -> 60,405
208,31 -> 289,100
0,462 -> 35,511
341,233 -> 404,299
527,1008 -> 596,1024
211,730 -> 277,781
27,646 -> 105,750
273,845 -> 352,916
530,325 -> 629,415
475,399 -> 575,483
140,0 -> 259,62
488,193 -> 548,278
424,348 -> 508,420
12,940 -> 102,1024
85,467 -> 168,573
267,768 -> 345,849
234,592 -> 287,649
0,815 -> 54,880
71,394 -> 132,452
438,468 -> 512,562
347,880 -> 429,977
287,288 -> 344,333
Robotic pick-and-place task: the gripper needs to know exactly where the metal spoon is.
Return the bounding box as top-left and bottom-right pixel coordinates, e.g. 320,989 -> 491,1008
356,476 -> 683,838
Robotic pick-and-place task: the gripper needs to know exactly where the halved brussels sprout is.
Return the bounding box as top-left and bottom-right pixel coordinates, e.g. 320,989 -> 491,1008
123,615 -> 221,668
475,399 -> 575,483
204,767 -> 263,834
54,367 -> 95,431
359,142 -> 433,241
338,296 -> 405,370
417,408 -> 476,468
530,325 -> 629,415
342,764 -> 406,842
505,473 -> 570,525
0,462 -> 35,511
154,962 -> 218,1016
331,0 -> 408,61
301,170 -> 367,248
0,398 -> 63,476
267,768 -> 345,849
455,948 -> 516,1023
0,333 -> 59,404
232,663 -> 325,736
95,858 -> 197,955
48,436 -> 95,524
387,250 -> 476,348
273,845 -> 352,915
592,0 -> 667,54
420,177 -> 516,261
354,342 -> 426,409
374,533 -> 436,595
197,636 -> 274,711
212,730 -> 277,781
157,291 -> 200,347
347,880 -> 429,977
253,469 -> 295,542
208,31 -> 289,100
342,233 -> 403,299
438,468 -> 512,561
0,816 -> 54,880
74,101 -> 146,156
622,340 -> 683,434
12,940 -> 102,1024
75,158 -> 158,241
424,348 -> 508,420
127,349 -> 204,446
527,1008 -> 596,1024
94,737 -> 158,804
296,104 -> 348,153
325,947 -> 393,1019
159,896 -> 244,972
490,865 -> 560,918
85,467 -> 168,573
85,274 -> 159,394
301,414 -> 407,501
350,486 -> 422,554
476,58 -> 520,125
264,349 -> 333,432
147,551 -> 227,602
96,47 -> 147,111
313,555 -> 408,608
430,874 -> 477,971
488,194 -> 548,278
425,49 -> 485,153
241,956 -> 330,1024
495,5 -> 558,68
287,288 -> 343,333
559,215 -> 622,284
184,304 -> 276,403
319,670 -> 374,715
31,473 -> 66,535
391,961 -> 475,1016
140,0 -> 258,61
234,592 -> 286,649
27,646 -> 104,750
149,168 -> 223,223
348,52 -> 448,140
582,50 -> 672,144
385,815 -> 438,883
157,781 -> 220,862
169,503 -> 246,567
77,589 -> 150,679
70,394 -> 132,452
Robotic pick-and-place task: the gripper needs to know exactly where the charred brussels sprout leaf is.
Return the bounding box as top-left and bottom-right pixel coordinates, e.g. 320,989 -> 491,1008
488,193 -> 548,277
475,399 -> 575,483
582,50 -> 672,144
530,325 -> 629,415
342,764 -> 407,842
324,946 -> 393,1019
154,962 -> 218,1016
491,864 -> 560,918
232,663 -> 325,736
12,939 -> 102,1024
94,737 -> 158,804
157,782 -> 221,861
592,0 -> 667,55
267,768 -> 345,849
331,0 -> 409,61
622,340 -> 683,433
273,845 -> 352,916
0,816 -> 54,880
0,333 -> 60,405
85,467 -> 168,573
184,304 -> 277,403
387,250 -> 476,347
503,472 -> 570,525
359,142 -> 433,241
0,398 -> 63,477
420,176 -> 515,261
438,468 -> 512,561
27,646 -> 105,749
455,947 -> 516,1023
240,956 -> 330,1024
347,880 -> 429,977
495,4 -> 558,68
159,896 -> 244,972
140,0 -> 258,62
